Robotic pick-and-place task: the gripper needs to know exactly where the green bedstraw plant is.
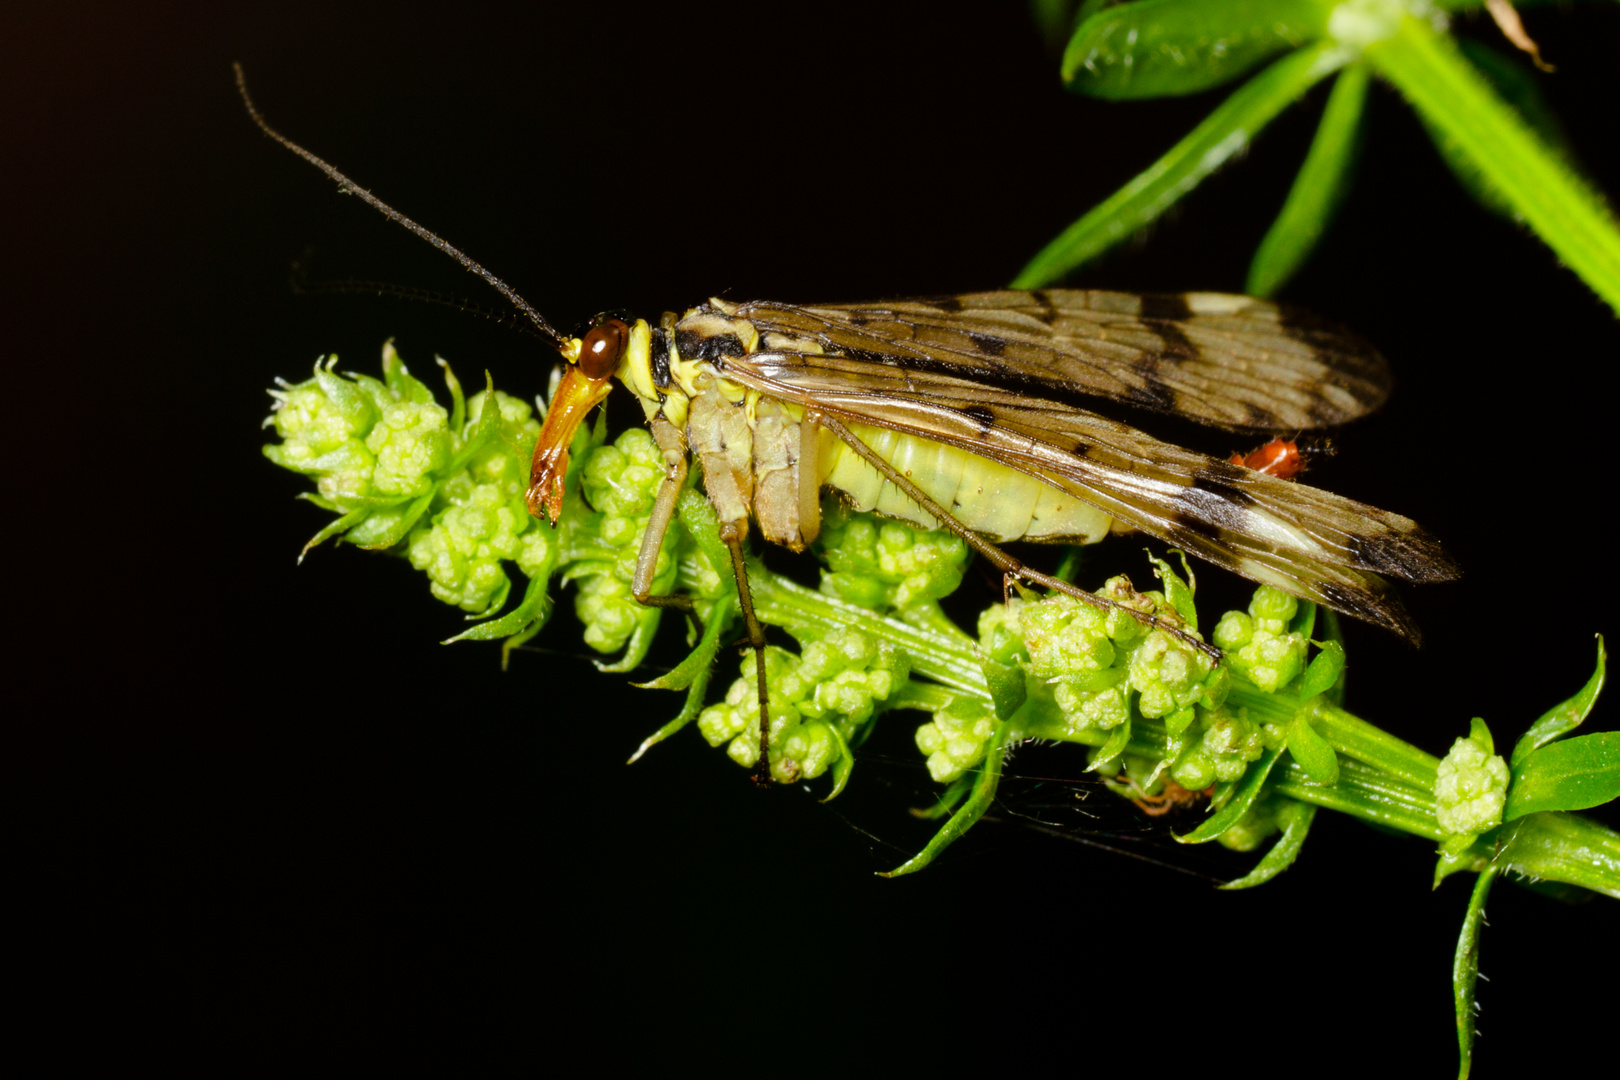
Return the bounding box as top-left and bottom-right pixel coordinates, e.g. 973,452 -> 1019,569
262,343 -> 1617,1076
1023,0 -> 1620,309
258,4 -> 1617,1075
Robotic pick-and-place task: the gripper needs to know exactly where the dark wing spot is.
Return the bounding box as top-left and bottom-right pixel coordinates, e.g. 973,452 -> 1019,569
848,313 -> 870,327
1122,372 -> 1178,410
1029,289 -> 1051,308
961,405 -> 995,431
1138,294 -> 1194,321
966,331 -> 1008,356
1166,507 -> 1222,541
922,295 -> 964,313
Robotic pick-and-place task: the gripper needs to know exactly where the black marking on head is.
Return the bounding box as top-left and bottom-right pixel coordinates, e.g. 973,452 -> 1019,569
961,405 -> 995,431
649,327 -> 671,388
966,331 -> 1007,357
675,328 -> 745,363
923,296 -> 964,313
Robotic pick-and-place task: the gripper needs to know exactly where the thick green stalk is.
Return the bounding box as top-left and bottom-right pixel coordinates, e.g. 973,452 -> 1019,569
1364,12 -> 1620,315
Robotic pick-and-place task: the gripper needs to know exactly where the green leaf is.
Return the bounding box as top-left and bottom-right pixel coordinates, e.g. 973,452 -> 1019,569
1511,636 -> 1606,768
822,723 -> 855,802
1221,797 -> 1316,889
1287,706 -> 1341,787
1014,40 -> 1350,287
636,594 -> 737,692
1146,552 -> 1197,628
1364,13 -> 1620,315
445,570 -> 552,644
348,490 -> 435,549
1061,0 -> 1327,100
1085,716 -> 1132,773
1297,639 -> 1346,700
1247,61 -> 1369,296
1453,866 -> 1497,1080
882,718 -> 1014,877
435,356 -> 466,434
441,372 -> 505,474
1503,731 -> 1620,820
981,654 -> 1028,721
1178,745 -> 1282,843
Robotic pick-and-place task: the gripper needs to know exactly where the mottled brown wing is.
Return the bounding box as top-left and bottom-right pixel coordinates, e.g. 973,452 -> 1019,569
733,290 -> 1389,432
715,336 -> 1457,641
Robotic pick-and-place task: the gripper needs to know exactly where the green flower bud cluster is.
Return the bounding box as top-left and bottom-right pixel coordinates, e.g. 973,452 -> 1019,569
699,628 -> 912,784
993,579 -> 1225,728
406,391 -> 548,613
915,697 -> 999,783
1435,723 -> 1510,839
266,345 -> 561,617
265,348 -> 450,510
1212,587 -> 1310,693
988,574 -> 1291,796
814,503 -> 972,614
567,428 -> 683,654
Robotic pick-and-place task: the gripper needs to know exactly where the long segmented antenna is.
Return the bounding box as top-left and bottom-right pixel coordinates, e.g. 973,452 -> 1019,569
234,63 -> 567,351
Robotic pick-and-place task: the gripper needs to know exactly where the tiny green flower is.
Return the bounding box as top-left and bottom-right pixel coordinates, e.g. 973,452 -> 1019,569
1436,721 -> 1511,839
915,696 -> 999,784
365,399 -> 450,497
815,504 -> 972,613
700,627 -> 910,784
1213,587 -> 1308,692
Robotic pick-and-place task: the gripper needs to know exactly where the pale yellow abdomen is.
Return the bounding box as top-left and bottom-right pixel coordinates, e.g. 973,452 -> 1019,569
820,422 -> 1113,544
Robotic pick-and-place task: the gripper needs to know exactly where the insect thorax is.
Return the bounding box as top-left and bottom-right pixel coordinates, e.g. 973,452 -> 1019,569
615,299 -> 1115,551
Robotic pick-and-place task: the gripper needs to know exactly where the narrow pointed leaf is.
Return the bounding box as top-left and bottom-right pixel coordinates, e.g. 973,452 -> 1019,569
1511,636 -> 1605,768
1178,745 -> 1282,843
1221,798 -> 1316,889
1287,708 -> 1341,786
1015,41 -> 1349,287
1453,866 -> 1497,1080
1247,62 -> 1369,296
882,719 -> 1014,877
445,571 -> 552,643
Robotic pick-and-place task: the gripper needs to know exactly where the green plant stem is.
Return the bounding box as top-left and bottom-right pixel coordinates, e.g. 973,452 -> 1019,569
1364,12 -> 1620,315
742,560 -> 1620,893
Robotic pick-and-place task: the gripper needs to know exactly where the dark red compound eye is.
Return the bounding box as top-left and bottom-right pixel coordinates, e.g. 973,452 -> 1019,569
577,318 -> 629,380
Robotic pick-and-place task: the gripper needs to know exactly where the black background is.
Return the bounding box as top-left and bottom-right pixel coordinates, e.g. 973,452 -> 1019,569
10,1 -> 1617,1070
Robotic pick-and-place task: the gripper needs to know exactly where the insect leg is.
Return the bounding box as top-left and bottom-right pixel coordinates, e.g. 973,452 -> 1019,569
813,413 -> 1220,661
629,417 -> 701,630
718,525 -> 773,787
